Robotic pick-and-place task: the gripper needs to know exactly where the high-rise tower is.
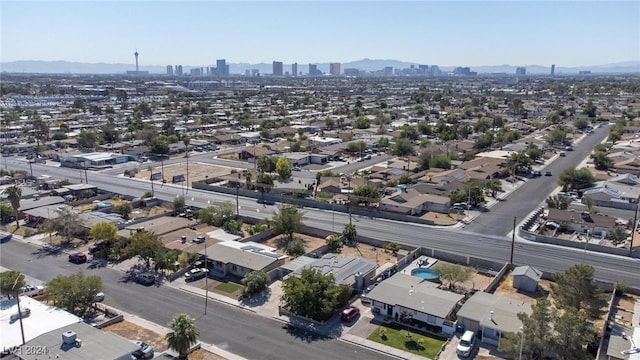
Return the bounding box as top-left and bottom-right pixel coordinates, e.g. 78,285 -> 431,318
134,50 -> 139,72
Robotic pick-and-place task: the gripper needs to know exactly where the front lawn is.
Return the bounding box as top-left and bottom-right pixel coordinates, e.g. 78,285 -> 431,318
367,324 -> 446,358
214,282 -> 243,294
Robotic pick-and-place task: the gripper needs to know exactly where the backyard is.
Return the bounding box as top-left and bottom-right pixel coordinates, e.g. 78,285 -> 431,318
367,323 -> 446,358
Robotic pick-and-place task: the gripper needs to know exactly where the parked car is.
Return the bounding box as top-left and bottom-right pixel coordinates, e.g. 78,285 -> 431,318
68,252 -> 87,264
21,285 -> 44,297
456,330 -> 476,357
135,273 -> 155,286
453,202 -> 472,210
292,166 -> 302,171
341,306 -> 360,322
559,151 -> 566,157
130,340 -> 154,359
192,235 -> 206,244
360,283 -> 378,305
94,292 -> 105,302
545,171 -> 552,176
185,268 -> 208,281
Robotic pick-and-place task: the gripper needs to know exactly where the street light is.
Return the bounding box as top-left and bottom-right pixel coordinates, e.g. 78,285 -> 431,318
519,324 -> 525,360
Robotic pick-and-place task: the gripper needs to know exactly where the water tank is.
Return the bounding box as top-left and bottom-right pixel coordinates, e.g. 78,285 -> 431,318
62,330 -> 77,345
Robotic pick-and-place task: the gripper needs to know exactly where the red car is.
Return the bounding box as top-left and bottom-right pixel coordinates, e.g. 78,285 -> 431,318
341,306 -> 360,322
68,252 -> 87,264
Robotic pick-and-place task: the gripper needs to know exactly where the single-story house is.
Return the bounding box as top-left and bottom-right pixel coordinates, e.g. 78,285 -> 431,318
546,208 -> 618,236
61,152 -> 130,167
456,292 -> 533,347
606,323 -> 639,360
367,273 -> 464,335
288,254 -> 376,291
512,266 -> 542,292
199,241 -> 287,278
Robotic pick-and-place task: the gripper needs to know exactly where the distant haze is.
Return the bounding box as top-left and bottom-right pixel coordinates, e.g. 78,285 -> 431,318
1,59 -> 639,75
1,2 -> 638,67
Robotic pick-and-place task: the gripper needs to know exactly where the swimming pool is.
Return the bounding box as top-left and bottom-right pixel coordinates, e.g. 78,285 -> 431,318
411,268 -> 440,281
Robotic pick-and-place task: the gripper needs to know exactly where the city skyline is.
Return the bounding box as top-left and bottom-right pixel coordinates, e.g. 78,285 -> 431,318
1,1 -> 639,68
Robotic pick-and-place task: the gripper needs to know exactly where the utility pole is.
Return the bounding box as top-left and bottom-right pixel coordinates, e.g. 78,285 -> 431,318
631,197 -> 639,257
235,184 -> 240,218
510,216 -> 517,264
185,151 -> 189,193
204,243 -> 209,315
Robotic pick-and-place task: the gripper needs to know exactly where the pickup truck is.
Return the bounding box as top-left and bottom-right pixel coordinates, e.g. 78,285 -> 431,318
21,285 -> 44,297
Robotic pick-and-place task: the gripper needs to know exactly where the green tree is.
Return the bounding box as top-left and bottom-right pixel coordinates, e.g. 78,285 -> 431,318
431,263 -> 472,288
550,264 -> 607,319
552,307 -> 595,360
6,185 -> 22,228
326,234 -> 343,252
558,168 -> 596,191
281,268 -> 352,321
149,135 -> 170,155
583,99 -> 597,118
127,230 -> 164,269
352,183 -> 382,206
573,118 -> 590,130
173,195 -> 186,212
255,172 -> 274,194
113,203 -> 133,220
242,270 -> 270,297
76,129 -> 101,149
546,127 -> 567,145
166,313 -> 200,360
384,241 -> 400,255
498,298 -> 555,360
526,145 -> 542,162
429,154 -> 452,170
89,222 -> 118,245
392,138 -> 415,157
272,204 -> 303,242
276,157 -> 292,180
608,225 -> 629,245
0,270 -> 25,299
257,155 -> 277,173
590,151 -> 613,170
286,238 -> 305,257
0,203 -> 15,223
41,207 -> 85,243
46,271 -> 103,316
342,223 -> 357,244
484,179 -> 503,198
197,203 -> 235,226
473,133 -> 493,149
153,248 -> 179,272
546,195 -> 572,210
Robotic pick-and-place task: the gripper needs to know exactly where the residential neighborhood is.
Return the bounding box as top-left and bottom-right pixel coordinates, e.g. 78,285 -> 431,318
2,72 -> 640,360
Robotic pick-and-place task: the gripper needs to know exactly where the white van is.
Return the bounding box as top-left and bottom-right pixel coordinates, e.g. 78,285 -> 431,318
456,330 -> 476,357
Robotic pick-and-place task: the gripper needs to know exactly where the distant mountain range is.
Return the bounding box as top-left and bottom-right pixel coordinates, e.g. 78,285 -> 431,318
1,58 -> 638,75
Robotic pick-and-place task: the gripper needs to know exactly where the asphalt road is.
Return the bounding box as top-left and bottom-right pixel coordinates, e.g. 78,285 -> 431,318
0,240 -> 393,360
465,125 -> 610,236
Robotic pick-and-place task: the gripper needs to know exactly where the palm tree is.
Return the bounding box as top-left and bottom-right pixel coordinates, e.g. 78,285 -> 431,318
484,178 -> 503,198
166,313 -> 199,359
6,185 -> 22,229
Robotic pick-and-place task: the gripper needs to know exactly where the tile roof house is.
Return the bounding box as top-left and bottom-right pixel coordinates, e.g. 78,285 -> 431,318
367,273 -> 464,336
380,188 -> 450,215
456,292 -> 533,347
289,254 -> 377,290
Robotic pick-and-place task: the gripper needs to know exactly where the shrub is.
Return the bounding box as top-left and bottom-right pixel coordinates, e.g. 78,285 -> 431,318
286,238 -> 305,257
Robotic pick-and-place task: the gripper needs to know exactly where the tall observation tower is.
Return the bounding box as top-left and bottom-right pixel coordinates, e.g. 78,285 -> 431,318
134,50 -> 139,73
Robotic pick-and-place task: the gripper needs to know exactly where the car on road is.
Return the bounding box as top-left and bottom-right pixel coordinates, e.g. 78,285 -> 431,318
130,340 -> 154,359
68,252 -> 87,264
545,171 -> 552,176
532,170 -> 542,177
94,292 -> 105,302
21,284 -> 44,297
257,198 -> 275,206
341,306 -> 360,322
456,330 -> 476,357
185,268 -> 208,281
135,273 -> 155,286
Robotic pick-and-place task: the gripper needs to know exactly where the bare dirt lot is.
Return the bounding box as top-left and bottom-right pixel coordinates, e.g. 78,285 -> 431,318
495,272 -> 552,304
262,232 -> 386,265
103,320 -> 168,353
136,162 -> 233,184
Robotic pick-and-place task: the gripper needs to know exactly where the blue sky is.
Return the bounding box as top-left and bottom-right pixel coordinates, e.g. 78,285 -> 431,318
1,1 -> 639,67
